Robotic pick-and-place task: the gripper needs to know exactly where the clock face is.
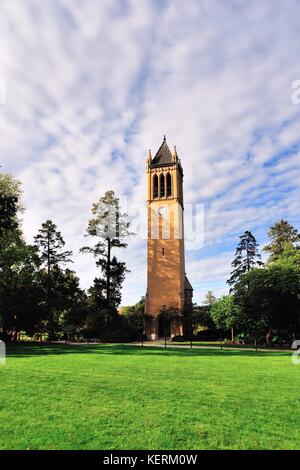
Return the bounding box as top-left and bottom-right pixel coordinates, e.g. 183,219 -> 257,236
158,206 -> 168,216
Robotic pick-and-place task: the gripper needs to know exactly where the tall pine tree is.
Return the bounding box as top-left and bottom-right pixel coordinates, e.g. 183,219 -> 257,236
81,191 -> 133,312
227,230 -> 263,288
203,290 -> 216,306
34,220 -> 73,276
34,220 -> 73,337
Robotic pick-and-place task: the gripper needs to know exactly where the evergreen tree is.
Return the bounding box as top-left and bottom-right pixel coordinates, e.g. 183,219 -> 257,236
203,291 -> 216,306
88,277 -> 107,312
264,219 -> 300,263
34,220 -> 73,338
227,230 -> 263,288
34,220 -> 73,275
81,191 -> 133,312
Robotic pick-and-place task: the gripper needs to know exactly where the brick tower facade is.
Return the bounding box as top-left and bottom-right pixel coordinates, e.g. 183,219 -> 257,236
145,137 -> 193,340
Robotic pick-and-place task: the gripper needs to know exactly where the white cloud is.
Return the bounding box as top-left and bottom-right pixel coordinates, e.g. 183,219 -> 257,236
1,0 -> 300,305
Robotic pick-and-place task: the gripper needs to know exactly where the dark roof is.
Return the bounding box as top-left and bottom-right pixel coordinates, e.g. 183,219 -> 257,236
185,276 -> 193,291
151,136 -> 173,166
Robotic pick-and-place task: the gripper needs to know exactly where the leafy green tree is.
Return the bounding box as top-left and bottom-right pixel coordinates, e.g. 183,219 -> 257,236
0,173 -> 23,239
190,303 -> 215,333
191,293 -> 217,336
121,297 -> 149,340
0,194 -> 18,237
0,173 -> 22,199
210,296 -> 241,339
81,191 -> 134,312
36,267 -> 87,339
271,245 -> 300,270
264,219 -> 300,263
228,230 -> 263,287
233,266 -> 300,343
0,231 -> 41,340
57,269 -> 87,339
0,174 -> 42,341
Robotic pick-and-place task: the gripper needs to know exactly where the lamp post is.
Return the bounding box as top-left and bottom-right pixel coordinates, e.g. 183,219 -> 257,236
190,312 -> 193,349
141,311 -> 144,348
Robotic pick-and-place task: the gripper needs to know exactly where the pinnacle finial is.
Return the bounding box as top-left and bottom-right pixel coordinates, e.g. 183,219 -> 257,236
163,134 -> 166,142
173,145 -> 178,161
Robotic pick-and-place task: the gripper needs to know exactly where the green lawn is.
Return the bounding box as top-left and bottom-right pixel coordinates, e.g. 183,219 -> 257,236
1,343 -> 300,450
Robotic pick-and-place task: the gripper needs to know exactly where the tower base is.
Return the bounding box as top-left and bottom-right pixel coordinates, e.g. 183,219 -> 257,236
145,316 -> 183,340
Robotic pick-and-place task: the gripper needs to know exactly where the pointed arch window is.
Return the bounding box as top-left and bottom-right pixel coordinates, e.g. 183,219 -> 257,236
153,174 -> 158,199
166,173 -> 172,197
160,173 -> 165,198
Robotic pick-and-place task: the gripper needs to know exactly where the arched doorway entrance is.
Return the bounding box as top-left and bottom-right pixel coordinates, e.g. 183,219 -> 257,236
158,315 -> 171,338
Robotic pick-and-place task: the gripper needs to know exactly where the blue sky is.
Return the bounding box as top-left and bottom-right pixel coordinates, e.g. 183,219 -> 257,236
1,0 -> 300,304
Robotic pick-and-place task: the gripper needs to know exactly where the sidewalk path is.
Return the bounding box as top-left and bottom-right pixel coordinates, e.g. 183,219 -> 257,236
123,341 -> 292,353
63,340 -> 292,353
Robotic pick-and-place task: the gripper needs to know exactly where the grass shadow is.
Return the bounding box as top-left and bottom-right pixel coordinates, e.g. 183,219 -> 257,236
6,342 -> 291,359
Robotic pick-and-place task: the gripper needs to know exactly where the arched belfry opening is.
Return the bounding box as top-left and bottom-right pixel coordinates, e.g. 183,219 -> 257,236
166,172 -> 172,197
160,173 -> 165,198
153,174 -> 158,199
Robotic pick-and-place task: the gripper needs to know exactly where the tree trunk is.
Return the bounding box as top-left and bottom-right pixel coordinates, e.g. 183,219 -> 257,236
106,238 -> 111,312
231,327 -> 234,342
246,240 -> 250,272
266,327 -> 272,344
11,328 -> 18,342
47,233 -> 53,338
47,234 -> 51,277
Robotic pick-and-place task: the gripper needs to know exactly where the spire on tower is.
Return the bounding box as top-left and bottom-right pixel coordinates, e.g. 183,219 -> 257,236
151,135 -> 173,165
172,145 -> 178,162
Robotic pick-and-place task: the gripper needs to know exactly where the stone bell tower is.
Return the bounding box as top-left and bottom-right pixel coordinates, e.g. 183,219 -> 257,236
145,136 -> 193,340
